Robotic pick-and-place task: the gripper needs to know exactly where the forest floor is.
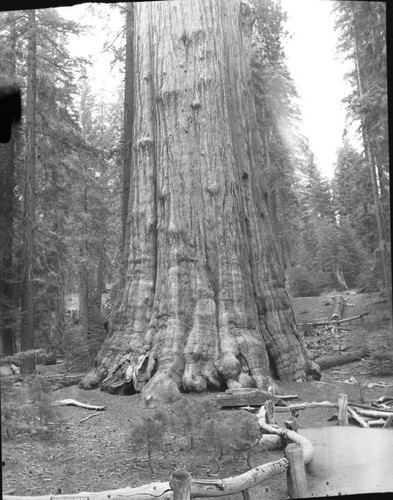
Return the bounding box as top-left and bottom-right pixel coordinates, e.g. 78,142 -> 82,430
1,291 -> 393,499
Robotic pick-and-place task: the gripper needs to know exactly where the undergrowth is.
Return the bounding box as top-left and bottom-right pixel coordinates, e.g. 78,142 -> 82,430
1,374 -> 63,440
127,399 -> 261,475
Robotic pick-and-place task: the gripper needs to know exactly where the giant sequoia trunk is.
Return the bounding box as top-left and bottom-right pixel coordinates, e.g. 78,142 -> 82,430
81,0 -> 320,398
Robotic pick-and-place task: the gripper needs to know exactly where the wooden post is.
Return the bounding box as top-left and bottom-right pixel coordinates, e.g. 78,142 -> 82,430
170,470 -> 191,500
285,443 -> 308,499
265,400 -> 275,425
337,393 -> 348,425
242,487 -> 259,500
285,415 -> 299,432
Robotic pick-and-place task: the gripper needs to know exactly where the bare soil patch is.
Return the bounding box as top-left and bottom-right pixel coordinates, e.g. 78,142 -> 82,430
2,292 -> 392,499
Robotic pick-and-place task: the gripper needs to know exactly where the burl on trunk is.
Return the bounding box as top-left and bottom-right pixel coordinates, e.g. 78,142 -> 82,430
80,0 -> 320,400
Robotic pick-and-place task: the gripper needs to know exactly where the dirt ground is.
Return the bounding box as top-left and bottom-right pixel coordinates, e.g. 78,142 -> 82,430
1,291 -> 393,499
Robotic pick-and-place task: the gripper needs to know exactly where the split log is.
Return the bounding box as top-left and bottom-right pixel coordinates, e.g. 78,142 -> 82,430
274,401 -> 337,412
347,406 -> 369,427
215,391 -> 286,408
314,348 -> 368,370
331,295 -> 345,321
52,399 -> 106,411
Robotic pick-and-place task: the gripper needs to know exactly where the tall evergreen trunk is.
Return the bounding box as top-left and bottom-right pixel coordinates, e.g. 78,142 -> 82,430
351,7 -> 392,317
122,2 -> 135,255
0,23 -> 18,355
0,131 -> 15,355
21,10 -> 37,351
79,173 -> 89,342
81,0 -> 319,398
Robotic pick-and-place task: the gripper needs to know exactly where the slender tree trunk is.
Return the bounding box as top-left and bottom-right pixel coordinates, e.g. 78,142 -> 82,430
96,251 -> 103,308
81,0 -> 319,397
21,10 -> 37,351
79,174 -> 89,342
122,2 -> 135,255
351,9 -> 392,317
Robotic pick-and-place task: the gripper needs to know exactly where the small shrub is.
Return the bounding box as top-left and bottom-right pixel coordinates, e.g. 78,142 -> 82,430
198,410 -> 260,471
127,408 -> 170,474
170,398 -> 217,449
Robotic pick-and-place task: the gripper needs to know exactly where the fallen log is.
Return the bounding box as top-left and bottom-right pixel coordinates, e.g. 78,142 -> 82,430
331,295 -> 345,321
350,407 -> 393,419
348,402 -> 393,413
367,418 -> 387,427
300,312 -> 370,327
52,399 -> 106,411
347,406 -> 369,428
314,348 -> 368,370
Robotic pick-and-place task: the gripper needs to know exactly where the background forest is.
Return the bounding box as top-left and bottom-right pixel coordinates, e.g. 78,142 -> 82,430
0,0 -> 390,365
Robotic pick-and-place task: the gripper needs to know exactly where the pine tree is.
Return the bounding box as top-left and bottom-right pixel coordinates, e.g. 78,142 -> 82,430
333,1 -> 391,309
251,0 -> 301,268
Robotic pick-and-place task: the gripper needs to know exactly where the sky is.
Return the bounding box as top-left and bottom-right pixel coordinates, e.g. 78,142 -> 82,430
59,0 -> 357,180
280,0 -> 356,179
58,3 -> 124,103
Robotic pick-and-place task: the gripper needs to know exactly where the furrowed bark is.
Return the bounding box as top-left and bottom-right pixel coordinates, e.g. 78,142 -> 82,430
81,0 -> 319,397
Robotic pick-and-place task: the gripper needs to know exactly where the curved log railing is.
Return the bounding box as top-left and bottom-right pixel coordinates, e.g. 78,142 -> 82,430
2,400 -> 314,500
